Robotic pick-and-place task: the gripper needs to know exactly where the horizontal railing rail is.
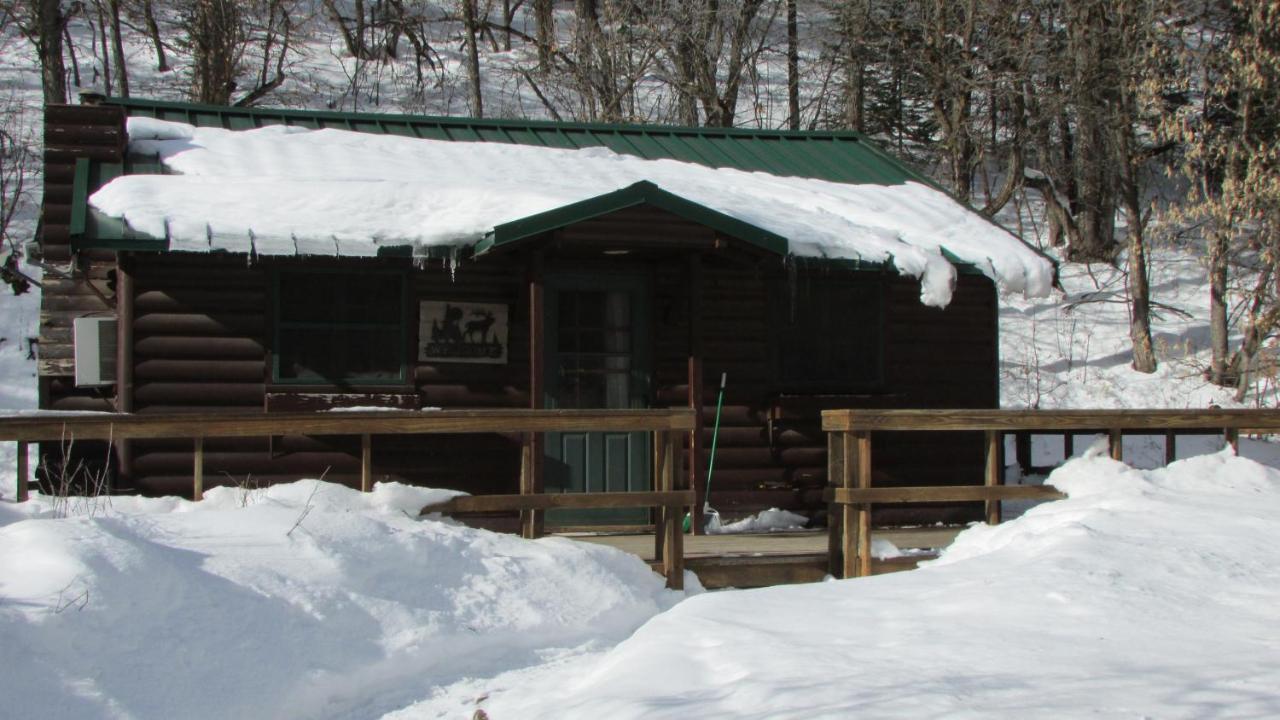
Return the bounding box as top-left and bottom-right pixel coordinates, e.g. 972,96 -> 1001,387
421,490 -> 695,513
822,408 -> 1280,579
0,408 -> 697,442
821,408 -> 1280,432
1,408 -> 696,589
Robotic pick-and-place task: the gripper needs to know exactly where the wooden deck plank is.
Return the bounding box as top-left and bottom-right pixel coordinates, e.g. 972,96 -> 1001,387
568,527 -> 960,561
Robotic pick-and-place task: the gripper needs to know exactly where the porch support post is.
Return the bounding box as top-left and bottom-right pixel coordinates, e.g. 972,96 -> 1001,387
16,440 -> 28,502
523,251 -> 546,538
1109,428 -> 1123,461
984,429 -> 1002,525
687,254 -> 705,534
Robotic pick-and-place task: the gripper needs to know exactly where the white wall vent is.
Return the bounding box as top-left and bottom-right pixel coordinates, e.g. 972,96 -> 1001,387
73,316 -> 118,387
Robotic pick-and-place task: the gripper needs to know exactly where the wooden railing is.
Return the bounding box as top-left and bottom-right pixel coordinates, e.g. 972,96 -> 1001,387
822,408 -> 1280,579
0,408 -> 696,588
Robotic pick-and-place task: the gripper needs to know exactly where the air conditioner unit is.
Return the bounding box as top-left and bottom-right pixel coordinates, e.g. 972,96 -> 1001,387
73,316 -> 118,387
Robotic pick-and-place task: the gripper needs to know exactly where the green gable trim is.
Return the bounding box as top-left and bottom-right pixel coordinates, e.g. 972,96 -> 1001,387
103,97 -> 936,188
69,158 -> 89,236
476,181 -> 789,256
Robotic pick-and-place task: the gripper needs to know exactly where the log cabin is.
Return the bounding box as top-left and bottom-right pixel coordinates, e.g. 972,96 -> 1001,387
33,96 -> 1053,530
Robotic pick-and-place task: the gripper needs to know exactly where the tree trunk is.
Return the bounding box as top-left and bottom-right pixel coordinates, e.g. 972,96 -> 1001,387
786,0 -> 799,130
840,2 -> 867,132
143,0 -> 169,71
460,0 -> 484,117
534,0 -> 553,73
1124,197 -> 1156,373
188,0 -> 241,105
35,0 -> 68,104
96,1 -> 112,95
109,0 -> 129,97
1208,230 -> 1230,386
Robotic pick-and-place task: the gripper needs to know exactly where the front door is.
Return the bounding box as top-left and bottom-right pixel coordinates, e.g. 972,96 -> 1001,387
544,273 -> 650,526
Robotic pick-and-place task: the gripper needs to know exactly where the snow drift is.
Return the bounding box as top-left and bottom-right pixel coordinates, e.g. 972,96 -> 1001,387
411,450 -> 1280,719
0,480 -> 689,720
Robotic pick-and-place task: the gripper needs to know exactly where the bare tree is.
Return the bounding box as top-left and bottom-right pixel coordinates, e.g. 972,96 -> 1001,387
460,0 -> 483,116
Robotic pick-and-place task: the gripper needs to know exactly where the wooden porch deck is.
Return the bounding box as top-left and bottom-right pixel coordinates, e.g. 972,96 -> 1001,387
567,527 -> 963,589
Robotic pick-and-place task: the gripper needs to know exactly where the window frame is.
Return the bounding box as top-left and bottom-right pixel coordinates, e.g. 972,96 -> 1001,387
270,266 -> 409,387
773,265 -> 886,394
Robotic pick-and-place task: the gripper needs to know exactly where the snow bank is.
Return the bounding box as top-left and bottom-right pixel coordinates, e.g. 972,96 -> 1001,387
710,507 -> 807,534
88,118 -> 1054,307
417,451 -> 1280,719
0,480 -> 690,720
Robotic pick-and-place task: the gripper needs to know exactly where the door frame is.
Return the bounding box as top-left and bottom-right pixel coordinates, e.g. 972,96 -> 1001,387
541,268 -> 653,525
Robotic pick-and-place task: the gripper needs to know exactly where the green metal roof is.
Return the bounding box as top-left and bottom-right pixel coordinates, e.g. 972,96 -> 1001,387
476,181 -> 789,256
102,97 -> 935,187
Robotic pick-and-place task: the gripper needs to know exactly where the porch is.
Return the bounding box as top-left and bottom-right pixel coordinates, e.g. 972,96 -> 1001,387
4,407 -> 1279,591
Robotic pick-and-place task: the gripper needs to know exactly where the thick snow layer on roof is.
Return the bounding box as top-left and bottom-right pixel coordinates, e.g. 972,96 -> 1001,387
90,117 -> 1053,307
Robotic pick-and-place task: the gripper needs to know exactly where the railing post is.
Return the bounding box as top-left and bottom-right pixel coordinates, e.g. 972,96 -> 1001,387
520,432 -> 541,539
193,437 -> 204,501
653,428 -> 667,563
840,430 -> 857,579
1225,427 -> 1240,454
664,430 -> 684,590
1165,430 -> 1177,465
16,440 -> 28,502
1015,431 -> 1031,475
1109,428 -> 1123,461
654,430 -> 683,590
855,431 -> 873,578
984,429 -> 1002,525
360,434 -> 372,492
827,430 -> 845,576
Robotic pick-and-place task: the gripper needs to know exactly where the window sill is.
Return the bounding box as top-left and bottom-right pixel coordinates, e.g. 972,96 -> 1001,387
264,388 -> 420,413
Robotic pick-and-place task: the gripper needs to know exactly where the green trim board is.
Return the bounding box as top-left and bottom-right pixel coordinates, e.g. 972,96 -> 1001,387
69,158 -> 90,235
476,181 -> 789,257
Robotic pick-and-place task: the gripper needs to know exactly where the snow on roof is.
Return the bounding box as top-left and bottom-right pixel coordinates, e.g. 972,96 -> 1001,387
89,117 -> 1054,307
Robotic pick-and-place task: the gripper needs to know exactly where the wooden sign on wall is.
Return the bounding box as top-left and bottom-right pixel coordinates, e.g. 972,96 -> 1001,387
419,301 -> 508,364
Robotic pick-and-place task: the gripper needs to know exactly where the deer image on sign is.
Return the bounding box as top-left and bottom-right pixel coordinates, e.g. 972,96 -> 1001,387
419,301 -> 508,364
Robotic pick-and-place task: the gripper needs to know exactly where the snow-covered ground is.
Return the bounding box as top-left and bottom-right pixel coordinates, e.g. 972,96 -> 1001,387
5,449 -> 1280,718
405,449 -> 1280,719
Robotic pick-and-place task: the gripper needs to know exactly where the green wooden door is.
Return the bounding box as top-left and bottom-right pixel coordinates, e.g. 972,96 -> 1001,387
544,273 -> 650,526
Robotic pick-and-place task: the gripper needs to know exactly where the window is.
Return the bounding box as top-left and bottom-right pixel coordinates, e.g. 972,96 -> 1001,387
776,268 -> 883,391
273,270 -> 406,384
